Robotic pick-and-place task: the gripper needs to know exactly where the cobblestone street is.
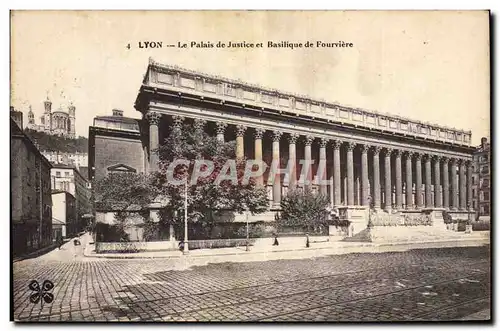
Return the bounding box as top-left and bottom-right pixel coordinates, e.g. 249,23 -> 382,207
13,242 -> 491,322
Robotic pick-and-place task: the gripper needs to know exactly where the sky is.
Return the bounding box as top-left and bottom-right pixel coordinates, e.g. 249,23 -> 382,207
10,10 -> 490,144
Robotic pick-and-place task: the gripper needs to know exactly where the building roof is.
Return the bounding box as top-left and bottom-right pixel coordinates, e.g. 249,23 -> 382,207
51,164 -> 89,183
51,189 -> 75,199
52,217 -> 66,225
94,115 -> 140,125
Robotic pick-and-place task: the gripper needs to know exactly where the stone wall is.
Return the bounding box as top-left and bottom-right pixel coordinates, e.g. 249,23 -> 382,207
94,135 -> 145,180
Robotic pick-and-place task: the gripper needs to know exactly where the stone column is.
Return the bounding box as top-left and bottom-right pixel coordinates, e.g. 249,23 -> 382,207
384,147 -> 392,211
394,150 -> 403,210
193,118 -> 206,134
424,155 -> 433,208
272,130 -> 282,207
288,133 -> 299,189
459,159 -> 467,210
415,153 -> 423,208
346,142 -> 356,206
372,146 -> 382,209
433,155 -> 442,208
467,160 -> 473,211
319,138 -> 328,196
332,140 -> 342,206
254,128 -> 265,186
146,111 -> 162,172
442,157 -> 450,209
304,135 -> 314,190
216,122 -> 227,142
235,125 -> 246,159
405,151 -> 413,209
450,158 -> 459,210
360,144 -> 369,206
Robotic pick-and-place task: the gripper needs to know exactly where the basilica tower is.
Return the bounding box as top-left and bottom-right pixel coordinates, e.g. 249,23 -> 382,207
68,101 -> 76,138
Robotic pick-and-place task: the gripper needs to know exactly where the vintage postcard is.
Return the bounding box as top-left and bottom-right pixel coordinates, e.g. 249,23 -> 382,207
10,10 -> 491,322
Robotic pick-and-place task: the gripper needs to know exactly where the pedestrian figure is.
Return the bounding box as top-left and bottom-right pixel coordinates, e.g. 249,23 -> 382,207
273,233 -> 279,246
178,241 -> 184,251
306,233 -> 310,248
57,236 -> 64,250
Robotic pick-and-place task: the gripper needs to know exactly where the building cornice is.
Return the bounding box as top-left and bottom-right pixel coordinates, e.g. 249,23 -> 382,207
142,58 -> 473,146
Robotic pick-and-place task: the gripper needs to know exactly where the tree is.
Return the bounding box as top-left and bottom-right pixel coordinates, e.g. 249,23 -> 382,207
277,188 -> 330,233
93,172 -> 155,241
150,124 -> 269,234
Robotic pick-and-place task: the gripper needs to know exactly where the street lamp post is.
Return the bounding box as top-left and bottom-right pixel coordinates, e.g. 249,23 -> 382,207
183,179 -> 189,254
245,211 -> 250,252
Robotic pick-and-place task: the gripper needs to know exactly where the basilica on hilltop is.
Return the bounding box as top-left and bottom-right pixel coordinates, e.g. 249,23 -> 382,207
27,97 -> 76,139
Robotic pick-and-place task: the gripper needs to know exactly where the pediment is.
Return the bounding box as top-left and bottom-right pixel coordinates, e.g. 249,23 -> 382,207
107,163 -> 137,173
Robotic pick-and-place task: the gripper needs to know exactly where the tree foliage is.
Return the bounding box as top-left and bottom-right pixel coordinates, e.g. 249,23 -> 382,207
151,124 -> 269,225
277,188 -> 330,232
94,124 -> 269,236
24,129 -> 88,153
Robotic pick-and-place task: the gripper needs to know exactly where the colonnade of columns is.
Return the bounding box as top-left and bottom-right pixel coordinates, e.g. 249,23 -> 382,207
145,111 -> 473,212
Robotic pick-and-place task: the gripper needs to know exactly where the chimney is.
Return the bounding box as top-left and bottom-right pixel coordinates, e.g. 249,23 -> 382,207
112,109 -> 124,117
10,107 -> 23,129
481,137 -> 487,149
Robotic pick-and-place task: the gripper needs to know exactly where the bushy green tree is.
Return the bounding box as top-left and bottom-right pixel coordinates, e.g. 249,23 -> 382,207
93,172 -> 155,241
277,188 -> 330,233
151,124 -> 269,229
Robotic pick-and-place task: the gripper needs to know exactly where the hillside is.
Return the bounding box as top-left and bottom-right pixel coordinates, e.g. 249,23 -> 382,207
24,129 -> 88,153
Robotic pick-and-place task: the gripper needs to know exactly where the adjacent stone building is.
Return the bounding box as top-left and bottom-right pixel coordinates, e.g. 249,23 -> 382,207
472,137 -> 490,221
11,118 -> 53,256
51,190 -> 76,240
43,151 -> 88,170
50,165 -> 92,233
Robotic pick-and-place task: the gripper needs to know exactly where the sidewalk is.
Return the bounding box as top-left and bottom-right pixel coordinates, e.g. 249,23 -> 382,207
84,232 -> 490,260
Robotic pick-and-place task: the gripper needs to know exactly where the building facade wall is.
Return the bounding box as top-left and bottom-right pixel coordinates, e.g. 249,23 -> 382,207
11,119 -> 53,255
93,135 -> 145,181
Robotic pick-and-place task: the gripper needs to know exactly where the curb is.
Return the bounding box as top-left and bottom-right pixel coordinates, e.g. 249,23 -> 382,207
83,237 -> 489,260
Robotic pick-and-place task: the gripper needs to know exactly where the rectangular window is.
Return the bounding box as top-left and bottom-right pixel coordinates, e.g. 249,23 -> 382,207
65,171 -> 70,177
56,171 -> 61,177
483,192 -> 489,201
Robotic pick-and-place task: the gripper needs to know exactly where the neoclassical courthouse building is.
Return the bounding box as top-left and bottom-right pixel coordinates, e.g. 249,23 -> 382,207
90,59 -> 476,238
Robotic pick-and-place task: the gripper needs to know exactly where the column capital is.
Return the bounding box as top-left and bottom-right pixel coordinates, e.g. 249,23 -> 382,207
465,159 -> 472,167
457,158 -> 466,166
193,118 -> 206,132
272,130 -> 283,142
346,141 -> 356,152
146,111 -> 162,125
332,139 -> 342,150
423,154 -> 432,162
450,157 -> 458,164
235,124 -> 247,137
432,154 -> 442,162
304,135 -> 314,146
441,156 -> 449,163
216,122 -> 227,135
372,145 -> 382,155
359,144 -> 370,153
319,137 -> 329,148
254,127 -> 265,139
172,115 -> 184,130
414,152 -> 422,161
393,149 -> 403,158
404,150 -> 414,158
384,147 -> 393,155
288,132 -> 299,144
